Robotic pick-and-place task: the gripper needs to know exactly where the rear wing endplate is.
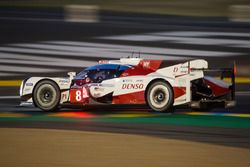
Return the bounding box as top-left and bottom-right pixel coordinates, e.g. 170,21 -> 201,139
190,62 -> 236,100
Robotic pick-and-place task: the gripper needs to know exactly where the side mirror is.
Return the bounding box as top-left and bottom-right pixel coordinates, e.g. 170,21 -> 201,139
67,72 -> 76,80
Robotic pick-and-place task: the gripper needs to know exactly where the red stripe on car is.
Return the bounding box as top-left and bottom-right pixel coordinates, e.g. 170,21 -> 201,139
121,60 -> 162,77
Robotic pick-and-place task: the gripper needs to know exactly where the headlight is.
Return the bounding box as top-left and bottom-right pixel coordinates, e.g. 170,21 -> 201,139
19,80 -> 24,96
19,78 -> 29,96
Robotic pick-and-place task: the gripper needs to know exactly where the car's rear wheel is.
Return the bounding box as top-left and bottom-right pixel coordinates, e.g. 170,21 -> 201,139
33,80 -> 60,111
146,81 -> 174,112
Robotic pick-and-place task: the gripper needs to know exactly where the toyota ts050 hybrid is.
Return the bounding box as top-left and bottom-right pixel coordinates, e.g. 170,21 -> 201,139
20,58 -> 236,112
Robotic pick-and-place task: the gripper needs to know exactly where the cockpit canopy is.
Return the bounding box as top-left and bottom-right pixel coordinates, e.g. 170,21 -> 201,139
74,64 -> 130,83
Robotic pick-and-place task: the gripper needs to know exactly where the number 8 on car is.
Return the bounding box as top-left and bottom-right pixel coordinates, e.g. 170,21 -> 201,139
70,87 -> 89,104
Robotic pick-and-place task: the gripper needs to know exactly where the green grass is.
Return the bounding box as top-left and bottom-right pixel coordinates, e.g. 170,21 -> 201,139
1,0 -> 250,17
1,113 -> 250,129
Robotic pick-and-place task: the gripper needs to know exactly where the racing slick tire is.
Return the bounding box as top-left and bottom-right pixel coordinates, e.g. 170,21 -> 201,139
146,81 -> 174,112
33,80 -> 60,111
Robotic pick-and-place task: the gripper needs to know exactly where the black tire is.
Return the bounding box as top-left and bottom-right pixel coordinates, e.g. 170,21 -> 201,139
146,81 -> 174,112
33,80 -> 60,111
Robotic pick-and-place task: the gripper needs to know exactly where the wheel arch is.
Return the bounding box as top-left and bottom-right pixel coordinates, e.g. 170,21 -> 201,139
32,78 -> 61,107
144,78 -> 174,103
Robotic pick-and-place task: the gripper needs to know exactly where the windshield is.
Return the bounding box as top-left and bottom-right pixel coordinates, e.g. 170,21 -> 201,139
75,70 -> 89,79
75,64 -> 130,82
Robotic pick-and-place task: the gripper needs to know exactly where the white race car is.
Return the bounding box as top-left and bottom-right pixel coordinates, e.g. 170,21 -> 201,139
20,58 -> 236,112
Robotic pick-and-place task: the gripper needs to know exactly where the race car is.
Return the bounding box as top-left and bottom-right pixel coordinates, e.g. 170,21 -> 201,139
19,58 -> 236,112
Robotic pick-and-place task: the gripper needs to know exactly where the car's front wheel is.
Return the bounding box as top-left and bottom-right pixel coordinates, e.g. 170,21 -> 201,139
146,81 -> 174,112
33,80 -> 60,111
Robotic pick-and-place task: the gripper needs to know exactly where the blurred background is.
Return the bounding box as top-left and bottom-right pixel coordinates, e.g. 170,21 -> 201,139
0,2 -> 250,166
0,0 -> 250,95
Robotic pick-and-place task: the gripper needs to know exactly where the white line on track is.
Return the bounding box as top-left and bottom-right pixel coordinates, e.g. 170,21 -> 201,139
151,31 -> 250,37
0,72 -> 22,76
98,31 -> 250,48
0,52 -> 96,68
45,41 -> 240,57
0,65 -> 62,73
0,40 -> 191,74
0,38 -> 247,75
236,91 -> 250,96
0,96 -> 19,99
7,41 -> 238,57
0,17 -> 62,22
1,41 -> 188,59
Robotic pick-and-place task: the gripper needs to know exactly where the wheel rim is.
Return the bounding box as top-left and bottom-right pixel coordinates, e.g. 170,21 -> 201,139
36,84 -> 57,108
149,85 -> 170,109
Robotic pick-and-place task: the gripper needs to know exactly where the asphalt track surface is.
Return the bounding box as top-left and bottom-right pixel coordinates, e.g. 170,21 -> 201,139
0,8 -> 250,166
0,93 -> 250,148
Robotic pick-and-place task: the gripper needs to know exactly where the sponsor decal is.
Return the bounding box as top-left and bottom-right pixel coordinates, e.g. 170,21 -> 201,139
122,83 -> 144,89
93,93 -> 101,97
123,79 -> 132,82
180,70 -> 188,73
25,83 -> 33,86
61,93 -> 67,100
59,79 -> 70,85
173,67 -> 178,72
121,73 -> 129,77
24,88 -> 31,92
180,65 -> 189,73
143,61 -> 150,68
94,87 -> 104,91
181,65 -> 188,68
98,60 -> 109,64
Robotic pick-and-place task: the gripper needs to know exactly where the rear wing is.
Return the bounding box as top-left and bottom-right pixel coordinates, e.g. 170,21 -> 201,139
190,62 -> 236,100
